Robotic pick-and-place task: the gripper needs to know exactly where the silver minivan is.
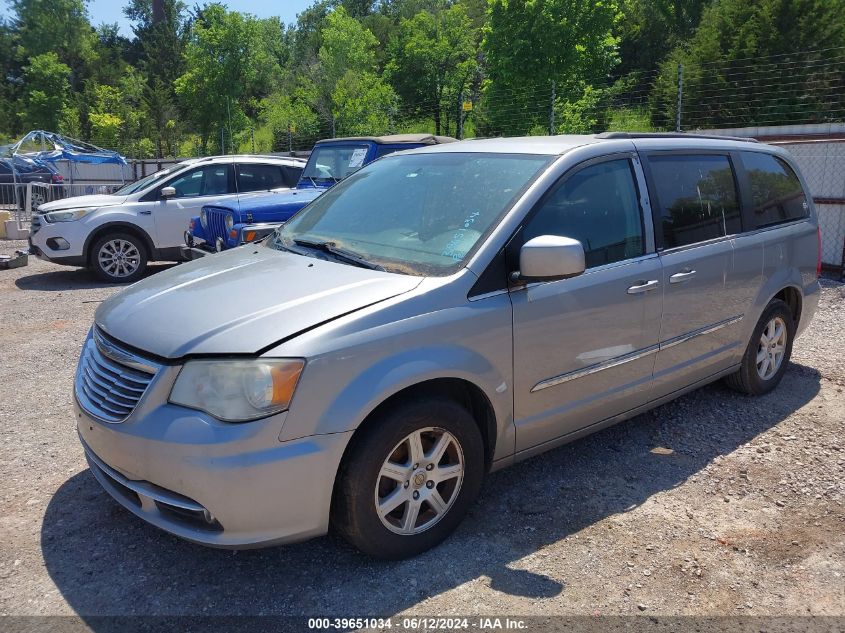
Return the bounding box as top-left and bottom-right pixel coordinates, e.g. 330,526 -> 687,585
74,134 -> 820,558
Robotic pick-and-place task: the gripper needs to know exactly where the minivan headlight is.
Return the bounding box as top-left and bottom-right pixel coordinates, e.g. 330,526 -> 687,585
44,208 -> 94,223
170,359 -> 304,422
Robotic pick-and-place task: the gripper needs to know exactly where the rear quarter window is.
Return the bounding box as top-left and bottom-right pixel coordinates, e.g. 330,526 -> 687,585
647,154 -> 742,248
741,152 -> 809,228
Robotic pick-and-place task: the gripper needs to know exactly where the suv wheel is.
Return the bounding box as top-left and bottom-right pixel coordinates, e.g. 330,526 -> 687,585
332,397 -> 485,559
725,299 -> 795,395
90,233 -> 148,283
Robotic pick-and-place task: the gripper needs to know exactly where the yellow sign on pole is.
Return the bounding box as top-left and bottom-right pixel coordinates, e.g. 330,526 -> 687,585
462,101 -> 473,112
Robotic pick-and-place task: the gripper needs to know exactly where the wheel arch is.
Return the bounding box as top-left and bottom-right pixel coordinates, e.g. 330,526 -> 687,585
772,285 -> 802,328
328,376 -> 498,532
339,377 -> 497,472
84,222 -> 156,265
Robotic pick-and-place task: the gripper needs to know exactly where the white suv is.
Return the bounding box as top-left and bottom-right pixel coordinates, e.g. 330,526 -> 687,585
29,155 -> 305,282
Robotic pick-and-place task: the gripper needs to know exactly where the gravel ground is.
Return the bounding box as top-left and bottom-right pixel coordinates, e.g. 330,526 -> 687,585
0,241 -> 843,623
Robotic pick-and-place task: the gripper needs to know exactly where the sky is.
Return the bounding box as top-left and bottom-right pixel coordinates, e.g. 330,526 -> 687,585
1,0 -> 316,35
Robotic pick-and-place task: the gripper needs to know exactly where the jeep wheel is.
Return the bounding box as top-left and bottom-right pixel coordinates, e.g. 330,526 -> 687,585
332,397 -> 485,559
90,233 -> 148,283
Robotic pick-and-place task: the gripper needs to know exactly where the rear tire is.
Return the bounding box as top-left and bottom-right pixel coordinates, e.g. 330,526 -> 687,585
724,299 -> 794,396
332,397 -> 485,559
90,232 -> 148,283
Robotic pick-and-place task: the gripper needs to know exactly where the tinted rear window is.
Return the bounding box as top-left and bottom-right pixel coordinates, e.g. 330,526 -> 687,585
741,152 -> 809,228
648,154 -> 742,248
237,164 -> 288,193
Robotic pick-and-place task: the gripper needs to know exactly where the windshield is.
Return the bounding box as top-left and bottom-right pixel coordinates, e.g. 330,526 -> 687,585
113,167 -> 176,195
301,144 -> 370,182
272,152 -> 552,276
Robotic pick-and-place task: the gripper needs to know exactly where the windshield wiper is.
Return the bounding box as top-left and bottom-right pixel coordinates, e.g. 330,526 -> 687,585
293,238 -> 385,271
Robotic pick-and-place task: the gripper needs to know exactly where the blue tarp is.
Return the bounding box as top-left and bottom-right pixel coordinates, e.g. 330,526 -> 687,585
10,130 -> 127,165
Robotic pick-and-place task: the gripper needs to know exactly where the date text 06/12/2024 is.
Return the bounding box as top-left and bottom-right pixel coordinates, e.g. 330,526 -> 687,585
307,617 -> 529,630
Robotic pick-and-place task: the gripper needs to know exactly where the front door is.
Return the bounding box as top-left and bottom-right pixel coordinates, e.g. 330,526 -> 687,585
151,161 -> 237,251
511,155 -> 663,453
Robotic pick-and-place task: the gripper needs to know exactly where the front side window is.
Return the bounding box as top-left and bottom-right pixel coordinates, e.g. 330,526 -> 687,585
741,152 -> 808,228
167,165 -> 233,198
273,152 -> 552,276
301,144 -> 370,182
648,154 -> 741,248
523,159 -> 645,268
237,164 -> 287,193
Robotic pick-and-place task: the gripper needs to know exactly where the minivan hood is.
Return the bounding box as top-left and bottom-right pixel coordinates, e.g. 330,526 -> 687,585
95,246 -> 422,358
39,194 -> 127,212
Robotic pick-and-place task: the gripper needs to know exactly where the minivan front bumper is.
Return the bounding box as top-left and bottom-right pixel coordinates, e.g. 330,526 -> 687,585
76,400 -> 353,548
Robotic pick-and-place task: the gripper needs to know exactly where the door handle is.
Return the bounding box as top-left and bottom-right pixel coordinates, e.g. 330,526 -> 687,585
627,279 -> 660,294
669,269 -> 697,283
139,210 -> 152,215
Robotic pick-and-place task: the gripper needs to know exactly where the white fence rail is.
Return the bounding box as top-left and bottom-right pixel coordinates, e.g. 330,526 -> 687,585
0,182 -> 125,230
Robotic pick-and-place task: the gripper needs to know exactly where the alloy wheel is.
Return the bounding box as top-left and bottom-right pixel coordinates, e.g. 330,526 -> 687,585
374,427 -> 464,535
756,316 -> 787,380
98,239 -> 141,279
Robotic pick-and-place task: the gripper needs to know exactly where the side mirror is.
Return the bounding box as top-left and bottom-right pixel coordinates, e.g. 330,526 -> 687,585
512,235 -> 585,282
160,186 -> 176,198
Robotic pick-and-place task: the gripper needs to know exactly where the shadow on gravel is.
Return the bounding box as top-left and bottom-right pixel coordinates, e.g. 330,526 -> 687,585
14,263 -> 175,292
41,365 -> 821,620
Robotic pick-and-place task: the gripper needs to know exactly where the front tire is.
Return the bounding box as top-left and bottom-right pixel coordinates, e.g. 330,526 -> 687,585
90,233 -> 148,283
332,397 -> 485,559
725,299 -> 795,395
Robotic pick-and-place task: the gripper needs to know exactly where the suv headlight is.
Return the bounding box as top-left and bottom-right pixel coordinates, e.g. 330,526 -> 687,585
200,209 -> 208,228
44,208 -> 94,223
170,359 -> 304,422
225,214 -> 234,231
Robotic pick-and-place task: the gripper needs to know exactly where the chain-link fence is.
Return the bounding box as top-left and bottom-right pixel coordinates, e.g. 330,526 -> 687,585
776,140 -> 845,277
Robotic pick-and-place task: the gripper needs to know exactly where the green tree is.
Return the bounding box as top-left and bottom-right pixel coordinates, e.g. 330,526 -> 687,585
387,4 -> 477,135
311,7 -> 397,136
125,0 -> 189,156
651,0 -> 845,129
481,0 -> 622,136
174,3 -> 268,153
0,19 -> 22,134
10,0 -> 96,85
19,52 -> 72,130
616,0 -> 709,78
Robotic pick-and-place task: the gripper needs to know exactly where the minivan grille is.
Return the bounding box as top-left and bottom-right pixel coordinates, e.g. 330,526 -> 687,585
75,330 -> 158,423
204,207 -> 231,246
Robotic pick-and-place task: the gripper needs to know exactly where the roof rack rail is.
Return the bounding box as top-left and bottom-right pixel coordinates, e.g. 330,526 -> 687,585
596,131 -> 759,143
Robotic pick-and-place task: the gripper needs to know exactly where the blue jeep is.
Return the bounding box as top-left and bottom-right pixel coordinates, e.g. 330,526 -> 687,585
182,134 -> 455,256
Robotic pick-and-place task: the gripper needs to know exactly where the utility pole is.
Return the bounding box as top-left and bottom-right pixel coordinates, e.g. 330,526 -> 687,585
152,0 -> 164,24
549,80 -> 556,135
676,63 -> 683,133
251,127 -> 255,153
457,90 -> 464,140
288,123 -> 292,153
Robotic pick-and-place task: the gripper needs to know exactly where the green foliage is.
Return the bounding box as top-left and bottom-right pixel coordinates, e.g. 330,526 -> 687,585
652,0 -> 845,129
10,0 -> 96,77
19,52 -> 72,130
174,3 -> 268,152
386,4 -> 477,135
2,0 -> 844,158
554,86 -> 604,134
308,6 -> 398,134
481,0 -> 622,136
